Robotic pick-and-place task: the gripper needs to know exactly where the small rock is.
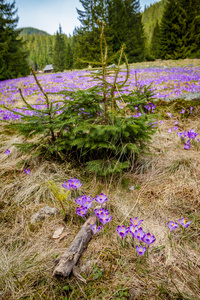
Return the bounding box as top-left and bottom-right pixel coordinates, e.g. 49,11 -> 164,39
31,206 -> 59,224
129,288 -> 142,300
40,206 -> 58,216
128,186 -> 135,191
79,260 -> 98,276
52,225 -> 65,239
107,63 -> 116,69
93,69 -> 101,73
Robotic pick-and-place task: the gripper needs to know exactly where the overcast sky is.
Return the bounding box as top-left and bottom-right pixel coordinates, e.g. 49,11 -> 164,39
15,0 -> 160,36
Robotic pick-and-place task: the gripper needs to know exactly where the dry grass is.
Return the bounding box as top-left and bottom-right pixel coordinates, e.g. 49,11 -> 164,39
129,58 -> 200,69
0,99 -> 200,299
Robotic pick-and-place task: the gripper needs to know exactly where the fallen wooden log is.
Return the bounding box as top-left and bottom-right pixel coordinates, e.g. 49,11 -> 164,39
53,211 -> 96,277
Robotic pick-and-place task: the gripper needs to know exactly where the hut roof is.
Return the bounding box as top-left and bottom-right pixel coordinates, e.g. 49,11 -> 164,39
43,64 -> 53,72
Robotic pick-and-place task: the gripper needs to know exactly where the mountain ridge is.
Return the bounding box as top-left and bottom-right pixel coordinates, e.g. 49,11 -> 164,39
19,27 -> 50,36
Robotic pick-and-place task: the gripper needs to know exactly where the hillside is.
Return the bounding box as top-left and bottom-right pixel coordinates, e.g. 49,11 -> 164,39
142,0 -> 167,46
19,27 -> 50,36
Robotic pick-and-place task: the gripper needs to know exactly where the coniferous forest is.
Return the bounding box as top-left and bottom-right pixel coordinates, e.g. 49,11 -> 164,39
0,0 -> 200,80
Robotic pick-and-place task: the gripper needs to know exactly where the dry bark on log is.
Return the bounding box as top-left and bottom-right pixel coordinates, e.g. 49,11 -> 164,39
53,211 -> 96,277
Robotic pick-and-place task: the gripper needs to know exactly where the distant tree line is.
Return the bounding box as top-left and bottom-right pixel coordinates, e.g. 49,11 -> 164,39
142,0 -> 167,46
1,0 -> 200,80
21,26 -> 73,71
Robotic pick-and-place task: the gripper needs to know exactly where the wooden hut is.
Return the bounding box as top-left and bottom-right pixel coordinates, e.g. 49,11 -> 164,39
43,64 -> 53,73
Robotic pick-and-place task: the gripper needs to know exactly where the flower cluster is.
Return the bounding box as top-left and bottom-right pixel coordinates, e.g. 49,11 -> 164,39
94,207 -> 112,226
1,69 -> 200,119
166,110 -> 199,150
177,129 -> 199,150
117,217 -> 156,257
62,178 -> 191,259
75,195 -> 93,218
144,102 -> 156,113
72,187 -> 111,234
167,218 -> 191,231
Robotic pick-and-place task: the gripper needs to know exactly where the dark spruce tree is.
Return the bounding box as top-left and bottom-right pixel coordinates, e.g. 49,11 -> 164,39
150,20 -> 160,58
0,0 -> 29,80
65,43 -> 73,70
179,0 -> 200,57
74,0 -> 146,66
159,0 -> 200,59
124,0 -> 146,62
106,0 -> 126,54
159,0 -> 188,59
53,24 -> 66,72
105,0 -> 146,63
74,0 -> 107,68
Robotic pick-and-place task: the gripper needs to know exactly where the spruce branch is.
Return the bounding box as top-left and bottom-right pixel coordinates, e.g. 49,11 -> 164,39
30,67 -> 50,111
110,45 -> 125,110
18,88 -> 49,114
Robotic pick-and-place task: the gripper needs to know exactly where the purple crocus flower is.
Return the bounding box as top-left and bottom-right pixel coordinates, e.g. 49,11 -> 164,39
179,109 -> 185,114
62,178 -> 82,190
74,196 -> 84,206
94,208 -> 109,217
173,126 -> 178,131
167,129 -> 172,133
98,214 -> 112,226
129,225 -> 138,238
69,178 -> 82,189
174,121 -> 178,125
24,168 -> 31,175
167,112 -> 173,118
136,245 -> 147,257
76,206 -> 88,218
142,233 -> 156,246
133,112 -> 142,118
190,107 -> 193,114
144,105 -> 150,111
62,181 -> 71,190
82,196 -> 93,209
91,224 -> 101,234
130,217 -> 143,227
187,129 -> 198,140
184,140 -> 190,150
4,149 -> 10,155
178,218 -> 191,228
167,221 -> 179,231
117,225 -> 130,239
134,227 -> 145,241
75,195 -> 93,208
95,193 -> 107,205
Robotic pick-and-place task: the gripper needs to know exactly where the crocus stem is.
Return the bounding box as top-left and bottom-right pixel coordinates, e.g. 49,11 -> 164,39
146,247 -> 149,258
